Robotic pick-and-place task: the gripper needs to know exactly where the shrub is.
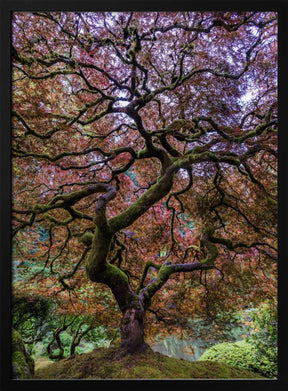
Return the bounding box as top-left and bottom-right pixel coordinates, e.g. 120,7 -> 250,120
245,303 -> 277,378
198,340 -> 257,373
198,303 -> 278,380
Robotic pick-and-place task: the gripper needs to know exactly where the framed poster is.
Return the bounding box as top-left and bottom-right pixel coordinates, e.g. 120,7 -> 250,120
1,0 -> 287,390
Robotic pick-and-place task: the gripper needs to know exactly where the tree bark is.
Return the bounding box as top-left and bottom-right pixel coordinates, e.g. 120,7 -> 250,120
119,297 -> 150,355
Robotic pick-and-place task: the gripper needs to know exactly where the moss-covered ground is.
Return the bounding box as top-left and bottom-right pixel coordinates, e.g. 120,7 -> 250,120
34,347 -> 266,380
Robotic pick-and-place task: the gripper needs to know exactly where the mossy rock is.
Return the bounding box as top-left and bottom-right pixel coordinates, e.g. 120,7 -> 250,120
34,347 -> 265,379
12,329 -> 35,379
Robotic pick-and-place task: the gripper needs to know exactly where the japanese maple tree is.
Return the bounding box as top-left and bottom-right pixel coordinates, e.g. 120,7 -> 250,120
12,11 -> 277,355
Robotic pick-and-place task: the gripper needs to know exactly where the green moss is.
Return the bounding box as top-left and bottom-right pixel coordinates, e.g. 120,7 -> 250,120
105,263 -> 129,284
12,329 -> 34,379
225,239 -> 233,249
34,347 -> 265,379
19,54 -> 33,65
158,265 -> 172,280
142,264 -> 173,299
109,172 -> 174,233
266,196 -> 277,207
80,232 -> 93,246
85,226 -> 112,280
144,92 -> 155,102
33,204 -> 47,213
200,228 -> 219,265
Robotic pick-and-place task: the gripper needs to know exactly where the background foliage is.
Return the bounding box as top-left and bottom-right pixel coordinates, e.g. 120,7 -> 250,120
199,303 -> 277,378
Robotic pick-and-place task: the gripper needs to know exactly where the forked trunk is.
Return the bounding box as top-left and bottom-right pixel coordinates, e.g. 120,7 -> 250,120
119,302 -> 150,355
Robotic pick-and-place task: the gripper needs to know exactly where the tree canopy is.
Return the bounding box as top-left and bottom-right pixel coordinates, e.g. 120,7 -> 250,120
12,11 -> 277,354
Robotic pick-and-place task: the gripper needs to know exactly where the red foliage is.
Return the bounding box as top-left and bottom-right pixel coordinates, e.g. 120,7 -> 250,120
12,11 -> 277,339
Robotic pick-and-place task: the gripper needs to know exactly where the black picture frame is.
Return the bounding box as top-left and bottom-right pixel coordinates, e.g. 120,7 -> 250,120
1,1 -> 287,390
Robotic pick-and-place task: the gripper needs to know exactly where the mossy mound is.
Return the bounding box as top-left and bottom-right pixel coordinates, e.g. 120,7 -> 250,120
12,329 -> 35,379
35,347 -> 265,380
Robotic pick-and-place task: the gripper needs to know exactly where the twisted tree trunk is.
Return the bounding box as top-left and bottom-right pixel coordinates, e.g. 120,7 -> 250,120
84,167 -> 176,354
84,169 -> 216,355
119,296 -> 150,354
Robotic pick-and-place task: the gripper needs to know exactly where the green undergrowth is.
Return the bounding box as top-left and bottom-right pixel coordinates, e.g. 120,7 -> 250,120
34,347 -> 266,380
